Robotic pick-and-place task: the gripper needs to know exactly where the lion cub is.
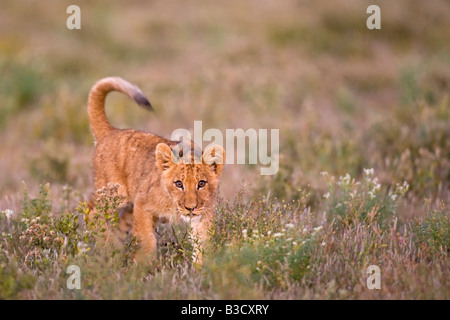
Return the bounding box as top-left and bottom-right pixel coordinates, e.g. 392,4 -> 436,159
88,77 -> 224,263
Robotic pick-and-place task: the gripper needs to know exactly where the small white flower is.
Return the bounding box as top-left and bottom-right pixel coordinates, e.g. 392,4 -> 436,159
390,194 -> 398,201
398,181 -> 410,194
302,228 -> 308,234
77,241 -> 90,254
342,173 -> 351,184
321,241 -> 326,246
242,229 -> 248,239
43,249 -> 51,257
368,191 -> 375,200
372,183 -> 381,193
285,223 -> 294,229
273,232 -> 284,238
323,192 -> 330,199
363,168 -> 374,176
4,209 -> 14,220
320,171 -> 329,177
313,226 -> 323,233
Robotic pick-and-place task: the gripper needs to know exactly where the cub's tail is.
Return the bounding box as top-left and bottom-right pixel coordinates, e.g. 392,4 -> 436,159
88,77 -> 152,141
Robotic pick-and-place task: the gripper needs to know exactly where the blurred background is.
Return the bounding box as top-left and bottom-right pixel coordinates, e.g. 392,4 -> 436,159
0,0 -> 449,218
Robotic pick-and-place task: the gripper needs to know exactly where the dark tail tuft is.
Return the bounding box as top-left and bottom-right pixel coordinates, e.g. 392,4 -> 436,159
134,93 -> 153,111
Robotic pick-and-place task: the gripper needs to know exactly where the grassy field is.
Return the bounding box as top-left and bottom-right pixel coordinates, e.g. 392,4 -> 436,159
0,0 -> 449,299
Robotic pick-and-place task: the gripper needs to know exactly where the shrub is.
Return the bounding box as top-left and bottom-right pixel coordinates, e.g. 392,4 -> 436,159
211,189 -> 311,251
413,203 -> 450,254
322,169 -> 408,228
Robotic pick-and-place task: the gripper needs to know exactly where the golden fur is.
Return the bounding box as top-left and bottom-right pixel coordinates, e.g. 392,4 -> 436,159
88,77 -> 224,263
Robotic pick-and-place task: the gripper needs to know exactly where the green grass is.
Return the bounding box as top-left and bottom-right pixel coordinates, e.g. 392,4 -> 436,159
0,179 -> 448,299
0,0 -> 449,299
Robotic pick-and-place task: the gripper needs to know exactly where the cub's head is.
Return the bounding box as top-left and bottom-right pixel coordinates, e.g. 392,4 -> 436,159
155,142 -> 225,219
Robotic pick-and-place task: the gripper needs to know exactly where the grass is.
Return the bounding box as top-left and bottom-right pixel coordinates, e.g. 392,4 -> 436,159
0,0 -> 449,299
0,175 -> 448,299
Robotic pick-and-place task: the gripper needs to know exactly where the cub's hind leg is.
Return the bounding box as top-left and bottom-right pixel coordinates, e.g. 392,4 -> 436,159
116,202 -> 134,243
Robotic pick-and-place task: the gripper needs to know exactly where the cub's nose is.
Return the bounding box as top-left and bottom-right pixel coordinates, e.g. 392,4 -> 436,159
185,205 -> 197,212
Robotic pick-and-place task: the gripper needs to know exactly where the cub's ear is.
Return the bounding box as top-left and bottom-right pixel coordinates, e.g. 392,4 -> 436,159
202,144 -> 225,177
156,143 -> 175,172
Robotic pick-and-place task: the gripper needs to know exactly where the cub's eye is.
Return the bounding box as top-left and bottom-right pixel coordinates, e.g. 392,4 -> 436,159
174,181 -> 184,189
198,180 -> 207,189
